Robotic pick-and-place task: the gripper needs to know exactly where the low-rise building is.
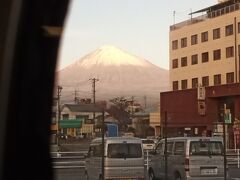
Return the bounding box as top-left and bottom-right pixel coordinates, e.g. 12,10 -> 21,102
60,103 -> 104,138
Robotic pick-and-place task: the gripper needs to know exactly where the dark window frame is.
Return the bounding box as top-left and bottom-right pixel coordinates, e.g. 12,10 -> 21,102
192,78 -> 198,88
214,74 -> 221,85
213,49 -> 221,60
213,28 -> 220,40
172,59 -> 178,69
226,72 -> 234,84
181,57 -> 187,67
191,34 -> 198,45
202,76 -> 209,87
201,31 -> 208,42
173,81 -> 178,91
181,79 -> 188,90
191,54 -> 198,65
226,46 -> 234,58
172,40 -> 178,50
181,37 -> 187,48
202,52 -> 209,63
225,24 -> 233,36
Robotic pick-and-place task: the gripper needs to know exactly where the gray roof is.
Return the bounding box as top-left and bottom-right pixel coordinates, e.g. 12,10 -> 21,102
62,103 -> 103,112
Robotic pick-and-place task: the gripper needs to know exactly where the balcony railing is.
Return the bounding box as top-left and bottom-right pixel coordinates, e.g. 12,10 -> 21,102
170,2 -> 240,31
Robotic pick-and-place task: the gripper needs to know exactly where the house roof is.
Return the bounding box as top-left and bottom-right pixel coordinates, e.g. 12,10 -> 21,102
62,103 -> 103,112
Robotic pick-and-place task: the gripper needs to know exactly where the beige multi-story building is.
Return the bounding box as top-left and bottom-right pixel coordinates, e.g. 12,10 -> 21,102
170,0 -> 240,90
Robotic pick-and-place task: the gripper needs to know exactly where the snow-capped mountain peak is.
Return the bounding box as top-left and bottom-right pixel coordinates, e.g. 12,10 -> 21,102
58,45 -> 169,105
74,45 -> 151,68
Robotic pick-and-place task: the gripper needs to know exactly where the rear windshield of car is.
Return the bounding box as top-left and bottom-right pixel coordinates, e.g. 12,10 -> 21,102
107,143 -> 142,158
190,141 -> 223,156
142,140 -> 154,144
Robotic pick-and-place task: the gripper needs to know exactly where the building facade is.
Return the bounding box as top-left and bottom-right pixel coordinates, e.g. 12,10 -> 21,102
170,0 -> 240,90
162,0 -> 240,148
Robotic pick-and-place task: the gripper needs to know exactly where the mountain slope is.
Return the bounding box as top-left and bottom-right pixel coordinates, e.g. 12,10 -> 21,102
58,45 -> 169,105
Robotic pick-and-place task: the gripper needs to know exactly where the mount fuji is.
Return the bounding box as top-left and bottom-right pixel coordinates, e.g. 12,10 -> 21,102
57,45 -> 169,105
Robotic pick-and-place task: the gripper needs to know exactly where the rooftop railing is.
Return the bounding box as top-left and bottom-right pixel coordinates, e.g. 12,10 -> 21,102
170,2 -> 240,31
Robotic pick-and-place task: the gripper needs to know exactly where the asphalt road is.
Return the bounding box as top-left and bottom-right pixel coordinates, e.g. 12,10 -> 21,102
53,167 -> 240,180
54,168 -> 85,180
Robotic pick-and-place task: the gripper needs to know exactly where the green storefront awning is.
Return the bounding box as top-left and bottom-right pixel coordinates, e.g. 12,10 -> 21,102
59,119 -> 83,128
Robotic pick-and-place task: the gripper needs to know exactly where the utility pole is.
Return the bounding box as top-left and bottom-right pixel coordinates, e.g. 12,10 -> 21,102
89,78 -> 99,133
101,111 -> 105,180
57,85 -> 63,146
223,104 -> 227,180
131,96 -> 134,117
164,111 -> 168,180
143,96 -> 147,109
89,78 -> 99,104
74,89 -> 78,104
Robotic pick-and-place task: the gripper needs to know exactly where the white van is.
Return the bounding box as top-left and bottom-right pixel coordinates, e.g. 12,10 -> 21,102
85,137 -> 145,180
149,137 -> 225,180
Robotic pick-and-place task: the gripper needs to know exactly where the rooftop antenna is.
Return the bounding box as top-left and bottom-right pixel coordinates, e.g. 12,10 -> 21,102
173,10 -> 176,25
190,8 -> 192,20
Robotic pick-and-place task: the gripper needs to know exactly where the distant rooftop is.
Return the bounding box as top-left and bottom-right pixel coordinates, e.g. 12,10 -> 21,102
170,0 -> 240,31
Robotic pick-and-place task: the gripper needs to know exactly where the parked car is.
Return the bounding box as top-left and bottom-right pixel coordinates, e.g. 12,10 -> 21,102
142,139 -> 155,151
85,137 -> 145,180
149,136 -> 225,180
58,132 -> 68,139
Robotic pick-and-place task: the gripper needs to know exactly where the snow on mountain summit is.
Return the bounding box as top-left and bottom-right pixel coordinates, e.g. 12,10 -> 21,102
74,45 -> 152,68
58,45 -> 169,105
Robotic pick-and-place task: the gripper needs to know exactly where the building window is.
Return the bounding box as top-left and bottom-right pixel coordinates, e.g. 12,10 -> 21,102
181,37 -> 187,48
62,114 -> 69,120
173,81 -> 178,91
226,46 -> 234,58
181,57 -> 187,67
213,49 -> 221,60
201,31 -> 208,42
172,59 -> 178,69
191,54 -> 198,65
192,78 -> 198,88
172,40 -> 178,50
202,76 -> 209,87
191,34 -> 198,45
239,45 -> 240,56
214,74 -> 221,86
213,28 -> 220,39
238,22 -> 240,33
226,72 -> 234,84
202,52 -> 209,63
225,24 -> 233,36
181,80 -> 187,90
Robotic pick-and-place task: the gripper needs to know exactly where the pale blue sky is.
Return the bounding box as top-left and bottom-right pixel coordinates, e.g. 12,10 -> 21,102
58,0 -> 217,70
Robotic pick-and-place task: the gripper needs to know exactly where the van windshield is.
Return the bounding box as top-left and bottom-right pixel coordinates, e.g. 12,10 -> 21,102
107,143 -> 142,158
190,141 -> 223,156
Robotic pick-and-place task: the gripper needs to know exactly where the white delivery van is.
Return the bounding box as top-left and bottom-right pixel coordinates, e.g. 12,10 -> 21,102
85,137 -> 145,180
149,136 -> 225,180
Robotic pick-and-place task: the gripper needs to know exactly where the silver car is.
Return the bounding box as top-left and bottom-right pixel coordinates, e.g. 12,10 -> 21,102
149,136 -> 225,180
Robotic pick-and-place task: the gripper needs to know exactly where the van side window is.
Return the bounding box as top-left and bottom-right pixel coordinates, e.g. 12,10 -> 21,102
167,142 -> 174,155
88,146 -> 94,157
88,145 -> 102,157
156,142 -> 163,154
174,142 -> 184,155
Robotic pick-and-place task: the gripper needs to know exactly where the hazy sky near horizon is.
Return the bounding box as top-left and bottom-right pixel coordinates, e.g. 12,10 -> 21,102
58,0 -> 217,70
